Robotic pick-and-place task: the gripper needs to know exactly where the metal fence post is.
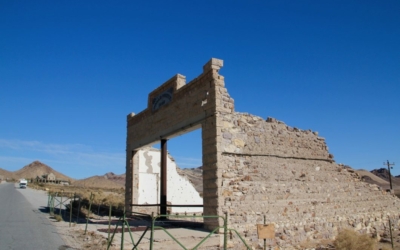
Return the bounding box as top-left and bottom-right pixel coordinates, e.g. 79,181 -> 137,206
224,212 -> 228,249
85,193 -> 94,235
69,196 -> 73,227
389,216 -> 394,249
59,194 -> 63,216
108,204 -> 112,245
263,214 -> 266,250
150,212 -> 154,250
52,194 -> 55,214
121,206 -> 125,250
77,197 -> 81,221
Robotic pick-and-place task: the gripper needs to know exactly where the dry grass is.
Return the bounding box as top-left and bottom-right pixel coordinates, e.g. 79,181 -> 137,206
30,182 -> 125,208
30,182 -> 125,219
334,229 -> 376,250
54,214 -> 63,222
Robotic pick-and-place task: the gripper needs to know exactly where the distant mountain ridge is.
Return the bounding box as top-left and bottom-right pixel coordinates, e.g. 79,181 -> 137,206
355,167 -> 400,194
176,166 -> 203,195
104,172 -> 126,186
0,161 -> 125,189
1,161 -> 74,181
73,172 -> 125,189
370,168 -> 400,186
0,168 -> 15,180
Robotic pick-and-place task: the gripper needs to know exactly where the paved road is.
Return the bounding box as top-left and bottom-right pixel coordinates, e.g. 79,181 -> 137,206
0,182 -> 68,250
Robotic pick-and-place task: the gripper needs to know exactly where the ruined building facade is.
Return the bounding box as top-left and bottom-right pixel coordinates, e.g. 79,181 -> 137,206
126,58 -> 400,248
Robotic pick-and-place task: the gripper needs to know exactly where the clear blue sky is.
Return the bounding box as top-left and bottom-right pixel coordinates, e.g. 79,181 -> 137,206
1,1 -> 399,179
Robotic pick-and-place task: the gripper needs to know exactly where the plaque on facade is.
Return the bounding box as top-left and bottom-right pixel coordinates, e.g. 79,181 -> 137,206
152,87 -> 173,111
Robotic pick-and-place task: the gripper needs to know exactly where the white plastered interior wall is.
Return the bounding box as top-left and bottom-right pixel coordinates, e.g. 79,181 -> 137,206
137,148 -> 203,213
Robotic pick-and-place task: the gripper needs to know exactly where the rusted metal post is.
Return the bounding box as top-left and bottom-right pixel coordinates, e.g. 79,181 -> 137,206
224,212 -> 228,249
263,215 -> 266,250
108,204 -> 112,245
85,193 -> 94,235
150,212 -> 154,250
389,217 -> 394,249
160,139 -> 167,216
121,206 -> 125,250
77,197 -> 81,221
59,193 -> 63,216
69,196 -> 72,227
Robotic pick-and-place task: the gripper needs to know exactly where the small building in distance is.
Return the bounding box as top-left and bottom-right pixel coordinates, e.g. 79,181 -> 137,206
36,172 -> 61,184
45,173 -> 56,181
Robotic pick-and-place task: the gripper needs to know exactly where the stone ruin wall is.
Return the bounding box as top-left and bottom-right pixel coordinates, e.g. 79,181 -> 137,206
126,59 -> 225,225
217,95 -> 400,248
127,58 -> 400,248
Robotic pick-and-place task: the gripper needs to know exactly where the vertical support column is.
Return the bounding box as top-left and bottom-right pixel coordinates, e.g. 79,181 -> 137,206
125,150 -> 134,213
160,139 -> 167,215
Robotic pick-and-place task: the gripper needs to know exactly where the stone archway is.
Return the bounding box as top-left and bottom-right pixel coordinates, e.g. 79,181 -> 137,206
126,58 -> 229,229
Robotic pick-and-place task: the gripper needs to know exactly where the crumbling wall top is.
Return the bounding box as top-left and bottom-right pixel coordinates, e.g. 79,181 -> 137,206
203,58 -> 223,73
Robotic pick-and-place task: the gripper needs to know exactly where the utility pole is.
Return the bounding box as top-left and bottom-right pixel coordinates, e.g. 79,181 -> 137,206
384,160 -> 395,191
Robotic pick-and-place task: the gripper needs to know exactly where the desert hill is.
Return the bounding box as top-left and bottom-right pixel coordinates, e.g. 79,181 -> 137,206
13,161 -> 74,181
371,168 -> 391,180
370,168 -> 400,186
356,167 -> 400,198
1,161 -> 71,181
356,169 -> 390,188
73,173 -> 125,189
176,166 -> 203,195
0,160 -> 126,189
104,172 -> 125,186
0,168 -> 16,180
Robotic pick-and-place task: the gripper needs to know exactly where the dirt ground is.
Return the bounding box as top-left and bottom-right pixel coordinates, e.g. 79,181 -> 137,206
29,183 -> 400,250
50,218 -> 400,250
50,215 -> 221,250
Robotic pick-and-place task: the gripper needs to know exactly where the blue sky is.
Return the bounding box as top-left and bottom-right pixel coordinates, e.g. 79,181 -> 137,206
1,1 -> 399,179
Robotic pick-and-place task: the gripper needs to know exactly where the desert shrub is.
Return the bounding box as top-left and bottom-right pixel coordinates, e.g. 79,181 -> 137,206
334,229 -> 376,250
54,214 -> 63,222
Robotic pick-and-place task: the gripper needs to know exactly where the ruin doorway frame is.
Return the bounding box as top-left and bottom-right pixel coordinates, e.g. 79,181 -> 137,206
126,58 -> 227,230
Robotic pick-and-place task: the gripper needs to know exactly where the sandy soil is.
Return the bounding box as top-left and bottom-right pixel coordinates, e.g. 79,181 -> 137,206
14,182 -> 400,250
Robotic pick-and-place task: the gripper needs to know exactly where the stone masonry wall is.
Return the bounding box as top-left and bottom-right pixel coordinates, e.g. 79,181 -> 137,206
221,115 -> 331,160
218,112 -> 400,249
127,58 -> 400,249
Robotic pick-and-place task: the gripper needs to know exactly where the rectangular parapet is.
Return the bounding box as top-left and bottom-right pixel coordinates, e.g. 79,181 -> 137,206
127,58 -> 227,150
